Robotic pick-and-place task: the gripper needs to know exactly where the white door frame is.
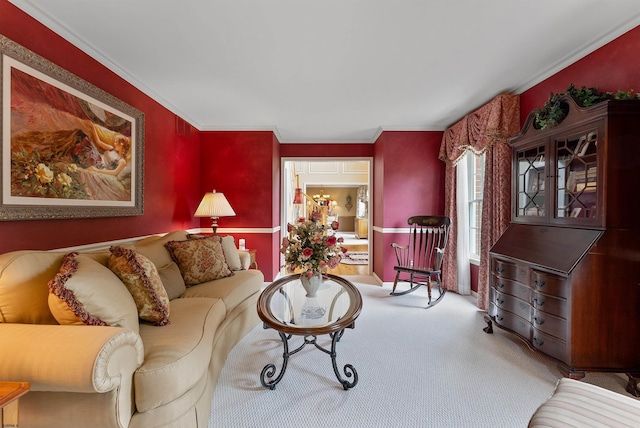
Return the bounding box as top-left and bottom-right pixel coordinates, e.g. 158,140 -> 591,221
280,157 -> 373,275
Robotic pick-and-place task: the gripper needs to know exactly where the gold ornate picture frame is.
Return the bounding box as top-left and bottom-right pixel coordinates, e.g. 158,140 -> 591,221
0,35 -> 144,220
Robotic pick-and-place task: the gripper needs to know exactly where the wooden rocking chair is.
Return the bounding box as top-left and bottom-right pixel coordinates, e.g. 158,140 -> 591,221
390,215 -> 451,308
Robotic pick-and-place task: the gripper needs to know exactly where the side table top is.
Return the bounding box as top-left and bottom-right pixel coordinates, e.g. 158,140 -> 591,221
0,382 -> 30,408
258,274 -> 362,336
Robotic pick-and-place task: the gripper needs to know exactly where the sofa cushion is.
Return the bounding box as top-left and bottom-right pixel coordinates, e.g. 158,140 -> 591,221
108,246 -> 171,326
529,378 -> 640,427
182,269 -> 263,316
134,230 -> 189,268
0,250 -> 62,324
165,236 -> 233,286
221,236 -> 243,271
156,262 -> 186,300
48,252 -> 139,333
135,297 -> 226,412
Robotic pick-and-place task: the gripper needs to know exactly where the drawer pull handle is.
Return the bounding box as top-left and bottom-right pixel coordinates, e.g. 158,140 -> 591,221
496,315 -> 504,322
533,298 -> 545,306
534,317 -> 544,325
534,279 -> 546,288
533,336 -> 544,346
496,281 -> 504,289
496,267 -> 504,274
496,297 -> 504,305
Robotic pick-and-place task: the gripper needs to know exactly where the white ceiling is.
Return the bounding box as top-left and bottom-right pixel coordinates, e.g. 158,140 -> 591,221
9,0 -> 640,143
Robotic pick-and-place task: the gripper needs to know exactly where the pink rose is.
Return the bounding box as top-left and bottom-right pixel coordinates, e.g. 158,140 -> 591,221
328,257 -> 340,269
341,247 -> 348,253
331,221 -> 339,230
337,237 -> 344,243
325,235 -> 337,246
282,237 -> 289,248
319,260 -> 327,267
302,247 -> 314,259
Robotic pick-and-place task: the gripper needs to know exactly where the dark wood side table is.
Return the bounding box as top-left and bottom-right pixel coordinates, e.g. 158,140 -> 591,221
1,382 -> 30,428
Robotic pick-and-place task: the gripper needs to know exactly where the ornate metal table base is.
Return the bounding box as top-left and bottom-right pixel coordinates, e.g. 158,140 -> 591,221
260,327 -> 358,390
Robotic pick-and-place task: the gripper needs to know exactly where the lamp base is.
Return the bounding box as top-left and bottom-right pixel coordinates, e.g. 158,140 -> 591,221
211,217 -> 220,234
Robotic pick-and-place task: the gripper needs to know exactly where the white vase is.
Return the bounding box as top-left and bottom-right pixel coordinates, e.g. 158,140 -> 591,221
300,272 -> 323,298
300,273 -> 326,320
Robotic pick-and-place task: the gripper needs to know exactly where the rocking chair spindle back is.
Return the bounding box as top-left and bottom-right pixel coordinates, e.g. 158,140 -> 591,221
390,215 -> 451,308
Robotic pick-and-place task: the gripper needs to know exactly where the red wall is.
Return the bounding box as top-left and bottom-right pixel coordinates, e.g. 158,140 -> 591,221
199,131 -> 281,280
520,26 -> 640,124
0,2 -> 201,253
373,131 -> 445,281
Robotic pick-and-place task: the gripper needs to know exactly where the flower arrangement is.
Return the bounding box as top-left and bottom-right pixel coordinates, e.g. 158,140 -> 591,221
281,218 -> 347,276
11,148 -> 89,199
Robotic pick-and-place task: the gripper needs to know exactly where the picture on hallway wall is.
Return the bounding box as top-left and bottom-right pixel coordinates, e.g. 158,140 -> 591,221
0,35 -> 144,220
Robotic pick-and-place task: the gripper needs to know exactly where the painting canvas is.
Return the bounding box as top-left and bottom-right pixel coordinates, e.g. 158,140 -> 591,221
0,35 -> 144,220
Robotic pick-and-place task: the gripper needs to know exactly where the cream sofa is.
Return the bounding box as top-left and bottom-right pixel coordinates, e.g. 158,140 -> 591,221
0,230 -> 264,428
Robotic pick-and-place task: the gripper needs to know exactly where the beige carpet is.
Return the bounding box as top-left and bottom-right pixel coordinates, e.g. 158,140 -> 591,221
209,277 -> 635,427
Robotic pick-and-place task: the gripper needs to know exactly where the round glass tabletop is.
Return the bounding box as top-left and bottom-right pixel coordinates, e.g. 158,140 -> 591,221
258,274 -> 362,336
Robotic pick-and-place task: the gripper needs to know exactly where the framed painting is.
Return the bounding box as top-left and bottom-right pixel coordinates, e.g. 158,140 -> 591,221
0,35 -> 144,220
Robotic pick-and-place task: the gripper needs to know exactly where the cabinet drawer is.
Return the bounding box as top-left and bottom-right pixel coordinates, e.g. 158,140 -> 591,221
532,291 -> 568,318
494,291 -> 531,322
492,274 -> 531,302
531,270 -> 568,298
532,329 -> 567,362
494,307 -> 531,340
532,309 -> 567,339
493,258 -> 529,283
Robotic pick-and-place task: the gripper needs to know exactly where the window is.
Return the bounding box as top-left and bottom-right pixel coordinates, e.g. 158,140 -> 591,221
466,151 -> 485,261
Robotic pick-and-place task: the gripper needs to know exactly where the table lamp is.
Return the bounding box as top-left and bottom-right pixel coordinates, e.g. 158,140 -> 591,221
194,190 -> 236,233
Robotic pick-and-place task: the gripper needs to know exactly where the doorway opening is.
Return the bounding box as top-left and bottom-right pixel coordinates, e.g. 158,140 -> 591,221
281,158 -> 372,276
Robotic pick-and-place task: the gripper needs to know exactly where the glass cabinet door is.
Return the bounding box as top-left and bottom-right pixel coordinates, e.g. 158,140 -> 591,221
515,144 -> 546,219
554,128 -> 599,223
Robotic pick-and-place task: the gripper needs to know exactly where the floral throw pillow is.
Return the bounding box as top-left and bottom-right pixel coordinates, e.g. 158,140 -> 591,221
187,233 -> 243,271
108,246 -> 171,326
165,236 -> 233,286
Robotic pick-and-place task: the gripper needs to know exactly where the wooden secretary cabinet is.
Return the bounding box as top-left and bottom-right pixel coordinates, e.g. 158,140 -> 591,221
485,95 -> 640,395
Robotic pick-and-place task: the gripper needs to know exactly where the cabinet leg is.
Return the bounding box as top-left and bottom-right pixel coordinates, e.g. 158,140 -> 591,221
625,373 -> 640,397
483,314 -> 493,334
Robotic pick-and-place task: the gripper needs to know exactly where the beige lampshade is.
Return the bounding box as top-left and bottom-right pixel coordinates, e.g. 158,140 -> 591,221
195,190 -> 236,218
194,191 -> 235,233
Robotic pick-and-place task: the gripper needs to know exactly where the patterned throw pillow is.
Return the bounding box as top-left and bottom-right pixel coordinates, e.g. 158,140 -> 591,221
108,246 -> 171,326
48,252 -> 139,333
165,236 -> 233,286
187,234 -> 243,271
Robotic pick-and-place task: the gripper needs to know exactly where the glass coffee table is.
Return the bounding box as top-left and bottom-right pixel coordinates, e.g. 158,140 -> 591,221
257,274 -> 362,390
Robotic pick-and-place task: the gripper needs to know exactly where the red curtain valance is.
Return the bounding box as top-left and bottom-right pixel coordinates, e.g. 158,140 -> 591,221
439,93 -> 520,165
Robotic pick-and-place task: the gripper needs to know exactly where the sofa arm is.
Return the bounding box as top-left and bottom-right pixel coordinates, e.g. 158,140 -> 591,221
0,323 -> 144,393
238,250 -> 251,270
